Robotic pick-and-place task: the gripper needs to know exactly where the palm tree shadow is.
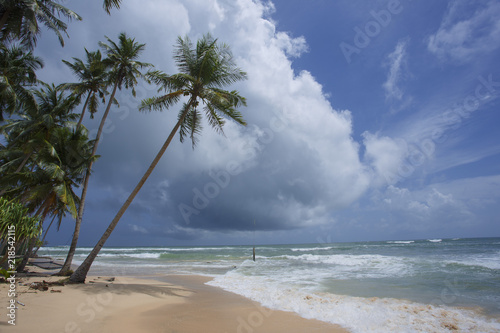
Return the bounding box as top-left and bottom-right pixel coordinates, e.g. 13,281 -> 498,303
73,277 -> 192,299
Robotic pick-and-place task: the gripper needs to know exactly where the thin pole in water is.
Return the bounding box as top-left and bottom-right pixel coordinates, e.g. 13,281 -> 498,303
253,219 -> 256,261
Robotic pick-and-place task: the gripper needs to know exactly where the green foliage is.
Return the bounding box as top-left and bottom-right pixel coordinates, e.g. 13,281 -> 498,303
0,82 -> 95,241
0,267 -> 11,279
0,44 -> 44,120
99,32 -> 152,95
0,197 -> 41,240
0,0 -> 82,49
0,197 -> 41,267
61,49 -> 109,122
0,84 -> 84,205
103,0 -> 122,14
1,126 -> 95,223
141,33 -> 247,148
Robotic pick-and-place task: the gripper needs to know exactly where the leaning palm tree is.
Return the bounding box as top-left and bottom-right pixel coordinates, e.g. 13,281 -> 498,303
0,43 -> 43,121
0,0 -> 81,49
70,33 -> 247,283
58,33 -> 151,275
61,49 -> 109,128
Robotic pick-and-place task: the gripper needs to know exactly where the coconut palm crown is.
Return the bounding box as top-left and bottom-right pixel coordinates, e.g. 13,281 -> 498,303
141,33 -> 247,146
61,49 -> 109,128
99,33 -> 151,98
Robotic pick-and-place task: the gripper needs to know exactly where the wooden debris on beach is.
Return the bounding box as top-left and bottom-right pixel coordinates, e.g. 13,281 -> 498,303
29,280 -> 65,291
95,276 -> 115,282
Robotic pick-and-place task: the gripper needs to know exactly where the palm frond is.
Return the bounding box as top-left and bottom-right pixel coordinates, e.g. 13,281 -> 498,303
0,0 -> 81,48
204,103 -> 226,136
103,0 -> 121,14
139,90 -> 183,112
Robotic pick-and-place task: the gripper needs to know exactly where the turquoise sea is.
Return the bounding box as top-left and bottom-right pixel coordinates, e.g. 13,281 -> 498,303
40,237 -> 500,332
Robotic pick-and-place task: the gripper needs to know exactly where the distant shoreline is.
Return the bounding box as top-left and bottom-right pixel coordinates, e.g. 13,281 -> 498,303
42,236 -> 500,248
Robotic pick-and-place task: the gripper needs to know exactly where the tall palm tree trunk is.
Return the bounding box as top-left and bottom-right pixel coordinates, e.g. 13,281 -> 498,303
0,10 -> 11,31
15,152 -> 32,173
58,82 -> 119,275
69,104 -> 191,283
76,92 -> 91,129
16,237 -> 37,272
32,215 -> 56,257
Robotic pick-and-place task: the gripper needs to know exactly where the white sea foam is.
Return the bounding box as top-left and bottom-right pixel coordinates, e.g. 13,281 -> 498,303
97,252 -> 162,259
99,247 -> 215,252
283,254 -> 413,278
387,240 -> 415,244
428,239 -> 442,243
208,273 -> 500,333
446,253 -> 500,270
285,253 -> 403,265
128,247 -> 240,252
40,246 -> 239,253
291,247 -> 333,252
39,246 -> 69,250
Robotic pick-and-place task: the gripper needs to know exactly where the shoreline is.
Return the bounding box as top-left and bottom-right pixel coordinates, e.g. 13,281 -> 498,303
0,265 -> 348,332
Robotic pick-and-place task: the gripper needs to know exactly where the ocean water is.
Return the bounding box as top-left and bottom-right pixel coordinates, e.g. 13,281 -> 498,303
40,237 -> 500,332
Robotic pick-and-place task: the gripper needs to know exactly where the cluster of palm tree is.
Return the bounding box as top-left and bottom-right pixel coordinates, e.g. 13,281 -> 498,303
0,82 -> 95,271
1,0 -> 248,284
1,0 -> 85,271
1,0 -> 125,273
0,197 -> 41,273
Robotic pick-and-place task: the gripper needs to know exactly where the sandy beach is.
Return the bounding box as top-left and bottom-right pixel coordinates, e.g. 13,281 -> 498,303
0,265 -> 348,332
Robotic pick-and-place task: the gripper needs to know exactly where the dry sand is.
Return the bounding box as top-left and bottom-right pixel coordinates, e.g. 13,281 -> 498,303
0,266 -> 349,332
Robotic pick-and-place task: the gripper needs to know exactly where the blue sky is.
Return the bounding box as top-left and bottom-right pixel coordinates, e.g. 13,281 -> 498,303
36,0 -> 500,246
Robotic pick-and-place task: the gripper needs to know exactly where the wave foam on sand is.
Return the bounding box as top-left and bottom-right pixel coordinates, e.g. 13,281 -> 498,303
208,273 -> 500,333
